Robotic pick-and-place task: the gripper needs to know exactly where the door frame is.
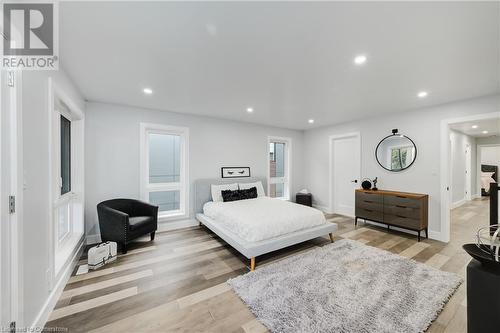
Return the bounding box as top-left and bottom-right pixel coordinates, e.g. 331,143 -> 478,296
465,143 -> 472,201
328,132 -> 361,215
440,111 -> 500,243
0,69 -> 24,329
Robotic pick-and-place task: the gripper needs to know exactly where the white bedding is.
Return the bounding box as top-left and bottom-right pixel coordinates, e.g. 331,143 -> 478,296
203,197 -> 327,242
481,175 -> 496,192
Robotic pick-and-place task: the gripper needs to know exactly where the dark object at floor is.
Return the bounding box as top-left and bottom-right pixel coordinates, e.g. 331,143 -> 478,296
466,259 -> 500,333
463,243 -> 500,268
296,193 -> 312,207
97,198 -> 158,254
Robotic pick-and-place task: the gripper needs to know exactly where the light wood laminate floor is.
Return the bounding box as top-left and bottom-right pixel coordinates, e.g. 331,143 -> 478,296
46,198 -> 489,332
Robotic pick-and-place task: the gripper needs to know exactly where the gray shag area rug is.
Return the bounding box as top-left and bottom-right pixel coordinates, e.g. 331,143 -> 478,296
228,239 -> 462,333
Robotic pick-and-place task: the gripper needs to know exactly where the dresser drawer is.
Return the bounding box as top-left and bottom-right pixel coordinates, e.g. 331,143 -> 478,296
355,207 -> 383,222
356,191 -> 383,204
356,200 -> 383,212
384,205 -> 421,219
384,195 -> 422,209
384,214 -> 423,230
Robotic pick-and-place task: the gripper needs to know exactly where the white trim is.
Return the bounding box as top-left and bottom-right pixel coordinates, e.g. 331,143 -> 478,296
451,198 -> 467,209
328,132 -> 362,214
312,204 -> 333,214
48,78 -> 85,286
30,237 -> 84,330
157,219 -> 199,232
472,193 -> 481,199
140,123 -> 190,220
267,136 -> 292,200
440,111 -> 500,243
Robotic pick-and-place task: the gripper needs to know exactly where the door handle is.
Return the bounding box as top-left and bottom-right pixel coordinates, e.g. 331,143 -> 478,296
351,180 -> 358,183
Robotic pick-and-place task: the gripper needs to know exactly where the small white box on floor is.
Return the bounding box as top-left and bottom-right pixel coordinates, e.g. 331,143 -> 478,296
88,241 -> 117,270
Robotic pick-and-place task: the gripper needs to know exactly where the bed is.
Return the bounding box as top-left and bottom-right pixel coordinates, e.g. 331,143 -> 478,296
481,164 -> 498,196
194,177 -> 338,270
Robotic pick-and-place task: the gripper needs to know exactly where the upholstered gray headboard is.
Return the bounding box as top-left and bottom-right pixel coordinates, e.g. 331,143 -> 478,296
194,177 -> 267,214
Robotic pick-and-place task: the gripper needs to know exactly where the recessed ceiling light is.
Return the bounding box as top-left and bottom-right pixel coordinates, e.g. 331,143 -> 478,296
353,55 -> 367,65
482,130 -> 489,134
417,91 -> 428,98
246,107 -> 254,113
308,119 -> 315,124
472,125 -> 478,129
143,88 -> 153,95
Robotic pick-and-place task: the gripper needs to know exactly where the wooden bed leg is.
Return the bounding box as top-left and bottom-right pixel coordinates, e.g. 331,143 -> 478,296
329,233 -> 334,243
250,257 -> 256,271
198,221 -> 202,227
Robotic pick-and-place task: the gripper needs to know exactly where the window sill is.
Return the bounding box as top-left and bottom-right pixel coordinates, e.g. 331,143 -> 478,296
158,212 -> 188,223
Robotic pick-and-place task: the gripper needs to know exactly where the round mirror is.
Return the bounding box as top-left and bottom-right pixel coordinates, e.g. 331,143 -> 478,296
376,131 -> 417,172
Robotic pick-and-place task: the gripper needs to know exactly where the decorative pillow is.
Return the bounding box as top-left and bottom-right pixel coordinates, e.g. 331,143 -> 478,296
211,183 -> 238,202
239,181 -> 266,197
482,172 -> 495,178
239,187 -> 258,200
221,189 -> 241,202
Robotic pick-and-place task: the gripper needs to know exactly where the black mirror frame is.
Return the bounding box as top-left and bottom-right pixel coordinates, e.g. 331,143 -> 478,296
375,134 -> 417,172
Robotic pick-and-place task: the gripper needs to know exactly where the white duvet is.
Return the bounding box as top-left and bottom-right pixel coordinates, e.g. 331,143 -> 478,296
203,196 -> 327,242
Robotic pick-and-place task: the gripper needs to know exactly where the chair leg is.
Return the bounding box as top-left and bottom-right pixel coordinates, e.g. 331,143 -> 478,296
329,233 -> 334,243
150,232 -> 155,241
250,257 -> 256,271
121,243 -> 127,255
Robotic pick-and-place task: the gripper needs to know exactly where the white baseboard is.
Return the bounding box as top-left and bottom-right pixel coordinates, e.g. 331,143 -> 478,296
30,236 -> 85,330
312,204 -> 333,214
158,218 -> 198,232
360,220 -> 443,241
451,199 -> 466,209
472,193 -> 481,199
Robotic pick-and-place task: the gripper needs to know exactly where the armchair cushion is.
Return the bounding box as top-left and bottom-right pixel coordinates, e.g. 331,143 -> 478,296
129,216 -> 153,231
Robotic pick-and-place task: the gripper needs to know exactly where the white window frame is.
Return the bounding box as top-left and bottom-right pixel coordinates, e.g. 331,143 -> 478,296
267,136 -> 292,200
140,123 -> 189,221
48,78 -> 85,277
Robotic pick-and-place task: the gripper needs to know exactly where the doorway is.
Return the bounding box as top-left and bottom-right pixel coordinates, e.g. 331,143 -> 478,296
442,113 -> 500,242
0,70 -> 21,330
329,133 -> 361,216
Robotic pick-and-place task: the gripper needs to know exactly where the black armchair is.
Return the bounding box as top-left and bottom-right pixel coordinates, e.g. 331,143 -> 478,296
97,199 -> 158,254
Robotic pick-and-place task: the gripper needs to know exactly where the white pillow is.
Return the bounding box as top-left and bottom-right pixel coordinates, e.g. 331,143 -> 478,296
239,181 -> 266,197
211,183 -> 238,202
482,172 -> 495,178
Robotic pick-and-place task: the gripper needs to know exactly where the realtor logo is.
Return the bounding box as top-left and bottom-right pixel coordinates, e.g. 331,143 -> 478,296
2,2 -> 58,70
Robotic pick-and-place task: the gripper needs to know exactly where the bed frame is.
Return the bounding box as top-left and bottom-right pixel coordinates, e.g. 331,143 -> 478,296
194,178 -> 338,270
482,164 -> 498,196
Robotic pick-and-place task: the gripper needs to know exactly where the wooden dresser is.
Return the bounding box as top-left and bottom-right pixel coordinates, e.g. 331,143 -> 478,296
355,189 -> 429,241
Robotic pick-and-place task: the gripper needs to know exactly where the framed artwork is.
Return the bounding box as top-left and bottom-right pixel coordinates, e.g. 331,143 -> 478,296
221,167 -> 251,178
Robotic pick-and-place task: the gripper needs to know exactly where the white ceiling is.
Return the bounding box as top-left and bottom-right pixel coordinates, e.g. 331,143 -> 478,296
60,1 -> 500,130
450,118 -> 500,138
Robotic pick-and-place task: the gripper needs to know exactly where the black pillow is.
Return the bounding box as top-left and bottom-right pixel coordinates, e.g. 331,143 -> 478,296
221,189 -> 241,202
239,187 -> 258,200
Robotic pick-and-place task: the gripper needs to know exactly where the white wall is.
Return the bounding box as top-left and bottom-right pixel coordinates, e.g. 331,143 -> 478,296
21,69 -> 85,326
481,146 -> 500,169
303,94 -> 500,238
450,130 -> 476,205
84,102 -> 304,238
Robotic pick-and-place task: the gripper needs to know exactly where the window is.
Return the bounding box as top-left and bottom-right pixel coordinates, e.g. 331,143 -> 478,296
141,124 -> 189,219
268,137 -> 291,200
60,115 -> 71,195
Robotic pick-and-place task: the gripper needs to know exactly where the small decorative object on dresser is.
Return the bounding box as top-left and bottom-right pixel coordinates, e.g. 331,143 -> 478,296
355,189 -> 428,241
296,192 -> 312,207
361,178 -> 372,190
221,167 -> 251,178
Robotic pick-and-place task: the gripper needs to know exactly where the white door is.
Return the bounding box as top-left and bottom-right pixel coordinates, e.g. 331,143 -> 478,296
465,144 -> 471,201
331,134 -> 361,216
0,70 -> 19,330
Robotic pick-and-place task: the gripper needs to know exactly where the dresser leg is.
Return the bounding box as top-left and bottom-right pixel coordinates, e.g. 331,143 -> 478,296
387,225 -> 390,232
355,217 -> 358,226
418,231 -> 421,242
329,233 -> 334,243
425,228 -> 428,239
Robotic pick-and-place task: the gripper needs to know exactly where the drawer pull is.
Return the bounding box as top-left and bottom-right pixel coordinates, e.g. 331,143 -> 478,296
365,209 -> 373,212
396,205 -> 407,208
364,200 -> 374,204
396,195 -> 407,199
396,215 -> 407,219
